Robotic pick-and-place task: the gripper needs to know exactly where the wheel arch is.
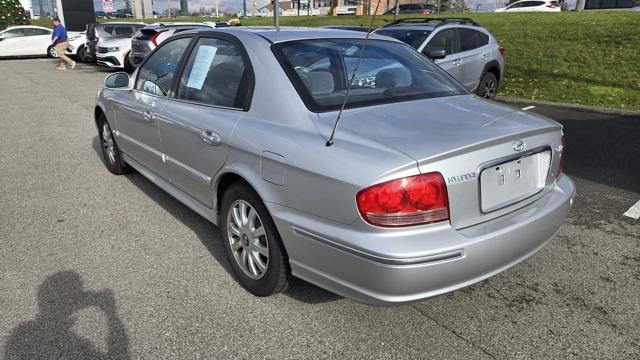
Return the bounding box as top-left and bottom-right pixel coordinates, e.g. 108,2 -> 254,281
213,168 -> 279,220
481,60 -> 501,82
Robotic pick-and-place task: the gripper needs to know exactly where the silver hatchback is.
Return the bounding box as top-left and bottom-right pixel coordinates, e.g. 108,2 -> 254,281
375,18 -> 505,99
95,28 -> 574,305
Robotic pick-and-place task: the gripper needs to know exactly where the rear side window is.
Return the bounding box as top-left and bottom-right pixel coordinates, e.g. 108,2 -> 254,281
24,28 -> 50,36
424,29 -> 458,55
135,37 -> 192,96
176,37 -> 249,109
458,29 -> 489,52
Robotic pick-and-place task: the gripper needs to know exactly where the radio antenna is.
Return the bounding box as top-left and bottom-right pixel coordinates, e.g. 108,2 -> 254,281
325,1 -> 382,147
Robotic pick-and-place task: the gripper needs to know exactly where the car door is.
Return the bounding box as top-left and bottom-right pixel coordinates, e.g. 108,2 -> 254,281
23,27 -> 53,55
158,35 -> 252,208
0,28 -> 26,56
456,28 -> 489,91
422,29 -> 462,83
115,36 -> 193,180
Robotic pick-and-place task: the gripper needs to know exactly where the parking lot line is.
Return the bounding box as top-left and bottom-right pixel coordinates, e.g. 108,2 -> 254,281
623,200 -> 640,219
521,106 -> 536,111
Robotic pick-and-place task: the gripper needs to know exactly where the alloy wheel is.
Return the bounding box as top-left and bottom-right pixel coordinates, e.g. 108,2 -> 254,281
102,122 -> 116,165
482,78 -> 497,99
226,200 -> 269,280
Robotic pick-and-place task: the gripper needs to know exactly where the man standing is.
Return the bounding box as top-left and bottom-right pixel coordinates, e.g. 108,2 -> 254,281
51,18 -> 76,70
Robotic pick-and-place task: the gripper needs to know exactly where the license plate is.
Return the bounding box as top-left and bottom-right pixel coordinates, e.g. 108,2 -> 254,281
480,150 -> 551,212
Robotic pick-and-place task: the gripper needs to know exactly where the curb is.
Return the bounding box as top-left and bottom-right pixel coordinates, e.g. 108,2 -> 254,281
496,96 -> 640,117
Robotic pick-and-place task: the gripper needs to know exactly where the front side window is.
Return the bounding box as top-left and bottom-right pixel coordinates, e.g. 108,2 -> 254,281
274,39 -> 467,112
135,37 -> 191,96
2,28 -> 24,38
375,29 -> 432,49
424,29 -> 458,55
24,28 -> 50,36
176,37 -> 249,109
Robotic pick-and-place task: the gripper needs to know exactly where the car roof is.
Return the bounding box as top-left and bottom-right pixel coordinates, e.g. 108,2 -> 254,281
4,25 -> 51,30
190,27 -> 397,43
94,22 -> 145,26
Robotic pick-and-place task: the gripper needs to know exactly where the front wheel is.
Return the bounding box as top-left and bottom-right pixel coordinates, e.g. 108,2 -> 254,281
477,72 -> 499,99
76,45 -> 86,63
220,182 -> 291,296
47,45 -> 58,58
97,114 -> 130,175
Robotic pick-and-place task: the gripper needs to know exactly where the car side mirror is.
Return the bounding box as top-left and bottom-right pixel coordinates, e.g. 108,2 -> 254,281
426,49 -> 447,60
104,72 -> 131,89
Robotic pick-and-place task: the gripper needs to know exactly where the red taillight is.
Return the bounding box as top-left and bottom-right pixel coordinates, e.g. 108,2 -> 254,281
420,9 -> 429,14
151,30 -> 167,47
356,172 -> 449,227
556,135 -> 565,178
498,46 -> 505,55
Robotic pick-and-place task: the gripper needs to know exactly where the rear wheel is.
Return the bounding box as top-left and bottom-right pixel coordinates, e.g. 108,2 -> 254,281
47,45 -> 58,58
220,182 -> 291,296
97,114 -> 130,175
477,72 -> 499,99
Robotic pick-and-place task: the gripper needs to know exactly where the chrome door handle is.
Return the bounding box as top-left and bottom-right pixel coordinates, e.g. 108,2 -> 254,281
481,54 -> 489,60
201,130 -> 221,146
143,111 -> 154,122
452,59 -> 461,66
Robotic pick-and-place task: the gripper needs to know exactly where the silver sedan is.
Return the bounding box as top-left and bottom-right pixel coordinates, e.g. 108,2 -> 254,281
94,28 -> 575,305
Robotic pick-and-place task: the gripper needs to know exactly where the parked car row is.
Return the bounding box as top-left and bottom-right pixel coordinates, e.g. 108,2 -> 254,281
95,24 -> 573,305
81,21 -> 229,72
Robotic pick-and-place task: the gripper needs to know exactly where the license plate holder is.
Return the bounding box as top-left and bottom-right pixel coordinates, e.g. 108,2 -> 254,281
480,149 -> 551,213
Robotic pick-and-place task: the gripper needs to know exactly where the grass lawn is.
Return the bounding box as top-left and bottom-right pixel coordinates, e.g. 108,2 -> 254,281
32,12 -> 640,110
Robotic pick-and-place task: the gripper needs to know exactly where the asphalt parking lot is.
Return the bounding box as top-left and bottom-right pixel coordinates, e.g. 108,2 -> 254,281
1,59 -> 638,359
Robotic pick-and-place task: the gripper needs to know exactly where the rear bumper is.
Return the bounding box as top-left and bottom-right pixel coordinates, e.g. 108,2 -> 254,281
270,175 -> 575,305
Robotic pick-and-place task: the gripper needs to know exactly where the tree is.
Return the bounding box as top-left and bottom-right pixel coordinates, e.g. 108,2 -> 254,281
0,0 -> 29,30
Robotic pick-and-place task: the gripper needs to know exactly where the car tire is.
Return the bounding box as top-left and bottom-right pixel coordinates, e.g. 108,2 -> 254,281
47,45 -> 58,58
97,114 -> 130,175
477,72 -> 499,99
76,45 -> 86,63
220,182 -> 291,296
124,52 -> 134,73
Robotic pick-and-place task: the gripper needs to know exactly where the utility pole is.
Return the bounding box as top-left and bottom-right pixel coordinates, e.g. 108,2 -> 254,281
252,0 -> 256,16
297,0 -> 300,15
273,0 -> 279,29
167,0 -> 171,18
393,0 -> 400,21
243,0 -> 247,16
308,0 -> 311,15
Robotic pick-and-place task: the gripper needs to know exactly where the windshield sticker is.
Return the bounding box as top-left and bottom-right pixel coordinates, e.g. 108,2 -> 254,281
186,45 -> 218,90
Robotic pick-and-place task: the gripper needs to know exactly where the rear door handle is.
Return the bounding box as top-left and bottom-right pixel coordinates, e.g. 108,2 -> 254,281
452,59 -> 461,66
143,110 -> 155,122
201,130 -> 221,146
481,54 -> 489,60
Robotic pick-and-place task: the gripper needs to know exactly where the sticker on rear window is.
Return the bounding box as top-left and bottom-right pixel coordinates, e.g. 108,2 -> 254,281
186,45 -> 218,90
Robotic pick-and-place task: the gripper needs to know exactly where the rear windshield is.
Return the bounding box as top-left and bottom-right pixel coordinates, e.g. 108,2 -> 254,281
375,29 -> 432,49
273,39 -> 467,112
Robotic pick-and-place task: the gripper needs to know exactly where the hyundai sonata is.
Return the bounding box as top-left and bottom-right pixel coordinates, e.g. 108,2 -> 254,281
94,28 -> 575,305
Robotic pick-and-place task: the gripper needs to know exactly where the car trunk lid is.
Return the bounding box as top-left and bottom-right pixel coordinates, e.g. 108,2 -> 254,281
315,95 -> 563,228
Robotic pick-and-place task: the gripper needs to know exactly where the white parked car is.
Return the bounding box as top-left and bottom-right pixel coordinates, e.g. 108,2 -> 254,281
495,0 -> 561,12
95,37 -> 135,71
0,25 -> 82,58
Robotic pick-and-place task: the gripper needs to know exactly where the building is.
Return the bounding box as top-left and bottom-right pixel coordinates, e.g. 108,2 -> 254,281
578,0 -> 638,8
333,0 -> 440,16
258,0 -> 331,16
180,0 -> 188,15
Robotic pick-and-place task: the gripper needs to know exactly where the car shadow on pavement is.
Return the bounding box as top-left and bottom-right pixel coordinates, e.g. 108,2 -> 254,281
91,137 -> 341,304
558,114 -> 640,194
4,271 -> 130,360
